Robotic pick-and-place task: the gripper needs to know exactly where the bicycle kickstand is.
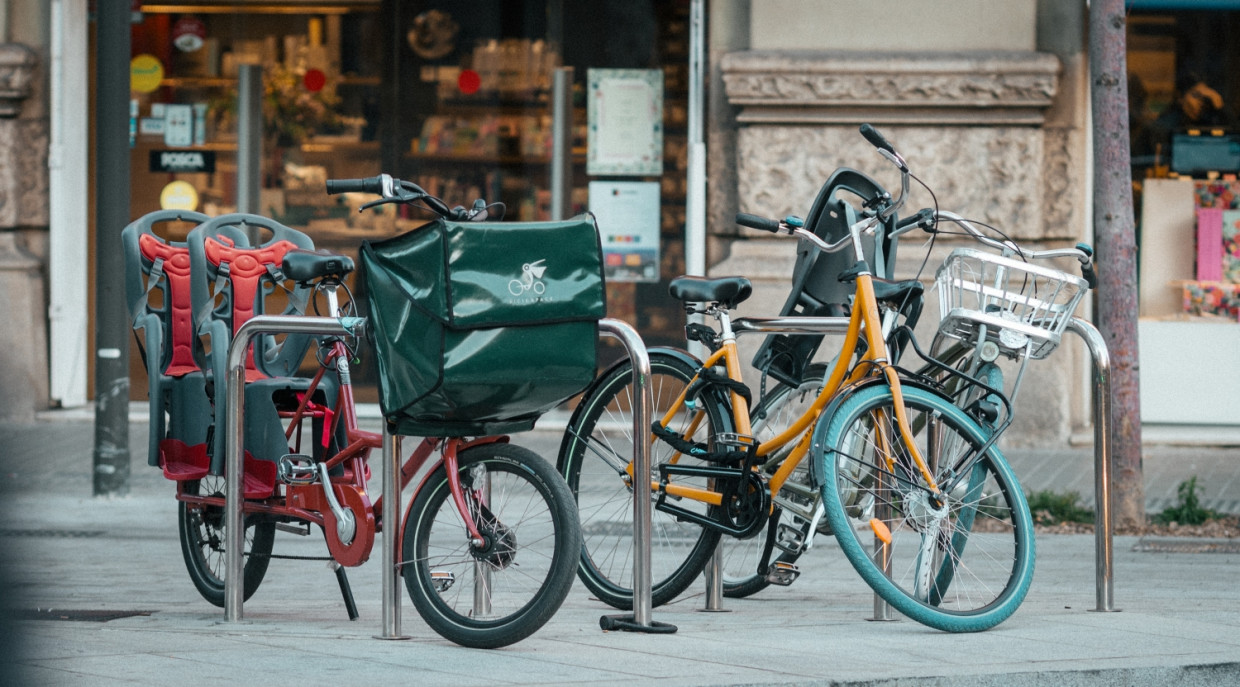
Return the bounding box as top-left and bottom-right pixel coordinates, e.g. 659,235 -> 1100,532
332,561 -> 360,621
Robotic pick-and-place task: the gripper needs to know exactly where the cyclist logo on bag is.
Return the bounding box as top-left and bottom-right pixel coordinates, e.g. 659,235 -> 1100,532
508,259 -> 547,297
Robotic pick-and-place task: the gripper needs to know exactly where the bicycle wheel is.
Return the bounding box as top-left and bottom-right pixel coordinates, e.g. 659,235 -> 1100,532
720,363 -> 827,598
401,443 -> 581,649
815,383 -> 1034,632
558,349 -> 730,609
178,475 -> 276,607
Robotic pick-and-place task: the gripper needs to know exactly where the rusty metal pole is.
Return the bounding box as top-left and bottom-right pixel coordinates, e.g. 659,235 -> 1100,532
1089,0 -> 1144,529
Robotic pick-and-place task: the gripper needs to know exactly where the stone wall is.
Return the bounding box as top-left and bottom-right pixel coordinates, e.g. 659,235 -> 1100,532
716,50 -> 1090,447
0,42 -> 49,421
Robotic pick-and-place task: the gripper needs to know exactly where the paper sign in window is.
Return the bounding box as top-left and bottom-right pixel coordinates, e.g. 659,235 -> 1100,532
587,69 -> 663,176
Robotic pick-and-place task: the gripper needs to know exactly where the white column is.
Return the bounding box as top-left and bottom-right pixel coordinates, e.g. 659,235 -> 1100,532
48,0 -> 89,407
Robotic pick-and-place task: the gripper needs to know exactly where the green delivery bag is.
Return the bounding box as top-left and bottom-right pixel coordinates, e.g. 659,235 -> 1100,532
360,215 -> 606,437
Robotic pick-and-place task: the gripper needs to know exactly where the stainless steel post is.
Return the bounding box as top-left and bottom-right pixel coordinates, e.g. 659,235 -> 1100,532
871,471 -> 895,621
379,428 -> 410,639
1066,317 -> 1115,612
597,319 -> 655,628
224,314 -> 361,622
236,64 -> 262,222
474,466 -> 493,617
550,67 -> 574,221
702,544 -> 727,611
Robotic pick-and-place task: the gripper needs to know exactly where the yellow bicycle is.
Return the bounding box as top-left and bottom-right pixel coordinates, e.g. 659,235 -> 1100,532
559,125 -> 1043,632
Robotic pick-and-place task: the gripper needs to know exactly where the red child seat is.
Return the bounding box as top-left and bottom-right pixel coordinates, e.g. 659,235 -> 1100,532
122,211 -> 277,496
188,214 -> 340,478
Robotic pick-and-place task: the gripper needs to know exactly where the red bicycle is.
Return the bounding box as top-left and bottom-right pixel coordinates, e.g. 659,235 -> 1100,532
159,179 -> 583,649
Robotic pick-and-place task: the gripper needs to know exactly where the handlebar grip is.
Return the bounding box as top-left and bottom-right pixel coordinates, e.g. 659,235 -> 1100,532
1080,262 -> 1098,290
896,208 -> 936,233
736,212 -> 782,233
859,123 -> 895,154
1075,242 -> 1098,289
326,176 -> 385,195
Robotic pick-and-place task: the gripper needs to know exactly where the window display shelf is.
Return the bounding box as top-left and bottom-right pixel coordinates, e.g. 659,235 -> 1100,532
140,3 -> 379,16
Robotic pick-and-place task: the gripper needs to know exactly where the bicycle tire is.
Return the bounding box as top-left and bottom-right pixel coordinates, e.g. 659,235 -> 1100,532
401,443 -> 581,649
178,475 -> 277,606
557,348 -> 729,609
814,383 -> 1034,632
720,363 -> 828,598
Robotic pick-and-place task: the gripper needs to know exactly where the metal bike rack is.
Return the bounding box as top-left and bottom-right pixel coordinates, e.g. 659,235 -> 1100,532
594,318 -> 677,633
1066,317 -> 1115,612
700,316 -> 1116,615
222,314 -> 363,622
379,428 -> 409,639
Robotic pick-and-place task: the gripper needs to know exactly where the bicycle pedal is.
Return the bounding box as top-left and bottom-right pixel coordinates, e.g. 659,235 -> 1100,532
765,561 -> 800,586
429,570 -> 456,593
277,454 -> 318,485
775,523 -> 807,554
716,433 -> 757,449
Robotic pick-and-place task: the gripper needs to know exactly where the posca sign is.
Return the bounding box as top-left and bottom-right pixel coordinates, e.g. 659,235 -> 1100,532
149,150 -> 216,173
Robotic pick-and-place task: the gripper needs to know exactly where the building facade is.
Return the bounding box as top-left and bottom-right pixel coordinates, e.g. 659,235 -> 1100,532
2,0 -> 1235,447
0,0 -> 50,422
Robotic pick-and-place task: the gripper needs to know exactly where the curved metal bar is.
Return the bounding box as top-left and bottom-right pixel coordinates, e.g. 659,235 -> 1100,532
1065,317 -> 1115,612
379,429 -> 409,639
224,314 -> 362,621
597,318 -> 657,628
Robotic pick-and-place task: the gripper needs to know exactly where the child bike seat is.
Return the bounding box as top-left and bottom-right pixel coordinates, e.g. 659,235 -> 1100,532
122,209 -> 224,478
752,168 -> 902,387
188,214 -> 339,477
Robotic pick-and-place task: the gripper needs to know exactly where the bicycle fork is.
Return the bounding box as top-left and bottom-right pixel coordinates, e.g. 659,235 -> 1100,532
435,438 -> 500,613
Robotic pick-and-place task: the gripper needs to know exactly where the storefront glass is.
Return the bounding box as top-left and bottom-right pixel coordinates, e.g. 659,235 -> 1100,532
121,1 -> 690,400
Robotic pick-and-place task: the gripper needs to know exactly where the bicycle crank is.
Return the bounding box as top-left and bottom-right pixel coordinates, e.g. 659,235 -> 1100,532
316,463 -> 375,567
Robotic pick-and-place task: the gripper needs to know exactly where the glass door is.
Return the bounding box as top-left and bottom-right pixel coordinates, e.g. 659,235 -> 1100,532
394,1 -> 692,367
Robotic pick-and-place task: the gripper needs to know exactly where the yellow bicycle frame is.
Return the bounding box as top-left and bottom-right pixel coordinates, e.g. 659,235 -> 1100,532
644,270 -> 941,510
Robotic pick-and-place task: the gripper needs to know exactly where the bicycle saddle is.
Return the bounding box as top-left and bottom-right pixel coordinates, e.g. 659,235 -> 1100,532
668,276 -> 753,308
872,278 -> 923,304
282,249 -> 355,283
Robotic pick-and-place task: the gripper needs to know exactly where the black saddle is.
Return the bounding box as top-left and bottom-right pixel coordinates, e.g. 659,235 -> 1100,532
668,276 -> 753,309
282,249 -> 355,283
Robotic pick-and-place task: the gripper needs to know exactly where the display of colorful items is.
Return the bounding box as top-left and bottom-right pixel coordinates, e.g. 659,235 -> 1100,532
1190,181 -> 1240,316
1182,281 -> 1240,321
1194,180 -> 1240,210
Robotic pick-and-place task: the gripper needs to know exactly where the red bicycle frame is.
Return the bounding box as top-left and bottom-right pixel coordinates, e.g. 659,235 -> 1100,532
176,336 -> 504,567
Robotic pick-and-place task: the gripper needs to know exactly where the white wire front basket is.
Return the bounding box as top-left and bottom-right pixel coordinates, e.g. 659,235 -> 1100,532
934,247 -> 1088,360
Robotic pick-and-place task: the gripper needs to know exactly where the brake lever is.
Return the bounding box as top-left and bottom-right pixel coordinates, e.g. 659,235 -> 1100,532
358,197 -> 394,212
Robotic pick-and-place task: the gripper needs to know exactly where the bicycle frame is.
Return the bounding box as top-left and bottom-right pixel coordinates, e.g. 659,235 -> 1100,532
648,224 -> 943,514
179,287 -> 505,567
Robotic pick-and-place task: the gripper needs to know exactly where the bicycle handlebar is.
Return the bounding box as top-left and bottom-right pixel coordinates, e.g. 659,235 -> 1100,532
859,123 -> 895,155
932,210 -> 1097,288
325,172 -> 501,222
735,212 -> 785,233
734,209 -> 855,256
325,175 -> 387,196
